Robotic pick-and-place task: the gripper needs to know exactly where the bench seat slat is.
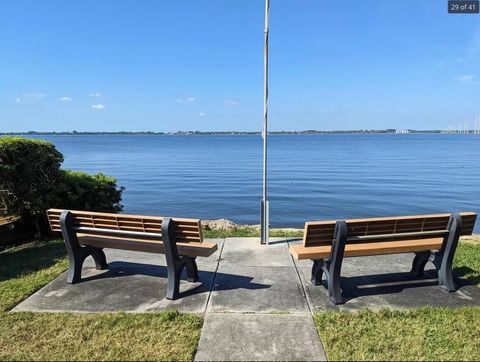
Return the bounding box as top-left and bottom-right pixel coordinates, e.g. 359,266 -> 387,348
76,226 -> 162,238
347,229 -> 448,241
290,237 -> 444,260
77,234 -> 217,258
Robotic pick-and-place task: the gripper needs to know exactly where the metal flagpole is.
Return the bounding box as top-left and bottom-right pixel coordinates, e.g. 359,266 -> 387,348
261,0 -> 270,245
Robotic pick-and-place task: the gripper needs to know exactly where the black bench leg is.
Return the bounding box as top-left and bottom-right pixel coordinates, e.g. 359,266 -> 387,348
66,250 -> 88,284
324,221 -> 348,305
162,217 -> 188,300
438,257 -> 456,292
60,211 -> 88,284
324,260 -> 343,305
311,260 -> 324,286
166,261 -> 184,300
431,251 -> 457,292
90,247 -> 108,270
65,247 -> 107,283
184,257 -> 199,282
411,252 -> 430,277
433,213 -> 463,292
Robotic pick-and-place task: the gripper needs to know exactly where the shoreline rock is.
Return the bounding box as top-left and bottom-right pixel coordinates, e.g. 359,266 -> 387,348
202,219 -> 239,231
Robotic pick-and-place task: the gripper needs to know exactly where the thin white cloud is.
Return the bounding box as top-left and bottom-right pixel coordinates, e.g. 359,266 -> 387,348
60,96 -> 72,102
454,74 -> 476,83
198,112 -> 207,117
90,92 -> 104,97
223,99 -> 239,106
15,92 -> 48,103
176,96 -> 195,103
91,104 -> 106,110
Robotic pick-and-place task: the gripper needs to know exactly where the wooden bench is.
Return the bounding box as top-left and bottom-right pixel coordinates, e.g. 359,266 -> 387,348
47,208 -> 217,300
289,212 -> 477,305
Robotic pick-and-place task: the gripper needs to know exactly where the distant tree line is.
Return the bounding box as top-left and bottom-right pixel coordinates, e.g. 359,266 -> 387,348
0,129 -> 444,136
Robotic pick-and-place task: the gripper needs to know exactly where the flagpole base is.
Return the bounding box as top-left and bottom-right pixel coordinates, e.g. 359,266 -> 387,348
261,200 -> 269,245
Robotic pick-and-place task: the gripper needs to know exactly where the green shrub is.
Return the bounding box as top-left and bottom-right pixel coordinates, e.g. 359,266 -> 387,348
54,170 -> 124,213
0,137 -> 63,230
0,137 -> 124,236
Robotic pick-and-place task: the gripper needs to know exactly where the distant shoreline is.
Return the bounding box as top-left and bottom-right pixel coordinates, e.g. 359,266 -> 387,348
0,129 -> 459,136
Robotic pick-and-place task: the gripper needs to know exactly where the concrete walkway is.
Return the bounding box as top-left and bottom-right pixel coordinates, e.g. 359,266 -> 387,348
195,238 -> 324,361
14,237 -> 480,361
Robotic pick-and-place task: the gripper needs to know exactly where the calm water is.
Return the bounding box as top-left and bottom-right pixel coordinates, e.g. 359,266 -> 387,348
30,134 -> 480,230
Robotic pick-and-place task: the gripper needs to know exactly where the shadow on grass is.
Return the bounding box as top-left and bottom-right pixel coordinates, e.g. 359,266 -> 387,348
453,266 -> 480,286
0,240 -> 66,282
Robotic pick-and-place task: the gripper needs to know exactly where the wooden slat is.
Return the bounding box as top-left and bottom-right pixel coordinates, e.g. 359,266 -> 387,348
75,226 -> 162,238
0,215 -> 20,227
175,236 -> 202,242
291,238 -> 444,260
46,208 -> 204,244
303,223 -> 336,246
347,229 -> 448,242
49,208 -> 163,221
303,212 -> 477,247
303,237 -> 334,245
305,212 -> 476,226
175,230 -> 201,236
77,234 -> 217,257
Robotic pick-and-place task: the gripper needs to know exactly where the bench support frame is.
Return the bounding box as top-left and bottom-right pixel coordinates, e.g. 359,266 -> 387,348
162,218 -> 199,300
60,211 -> 199,300
311,213 -> 463,305
411,213 -> 463,292
60,211 -> 108,284
310,220 -> 348,305
311,260 -> 324,286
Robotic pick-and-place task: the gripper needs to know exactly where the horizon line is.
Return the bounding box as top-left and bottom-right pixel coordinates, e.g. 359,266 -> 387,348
0,129 -> 462,135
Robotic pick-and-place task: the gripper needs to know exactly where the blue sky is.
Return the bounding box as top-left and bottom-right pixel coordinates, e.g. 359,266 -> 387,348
1,0 -> 479,132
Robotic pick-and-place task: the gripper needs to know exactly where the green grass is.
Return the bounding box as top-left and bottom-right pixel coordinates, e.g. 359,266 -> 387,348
0,240 -> 203,361
203,226 -> 303,239
0,240 -> 68,312
313,241 -> 480,361
1,233 -> 479,361
0,310 -> 202,361
314,307 -> 480,361
453,241 -> 480,286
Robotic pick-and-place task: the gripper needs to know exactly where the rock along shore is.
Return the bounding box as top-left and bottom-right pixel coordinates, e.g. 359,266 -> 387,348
201,218 -> 302,232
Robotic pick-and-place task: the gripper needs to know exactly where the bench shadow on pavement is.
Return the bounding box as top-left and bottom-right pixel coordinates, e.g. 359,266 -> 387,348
80,261 -> 270,298
264,238 -> 294,245
329,270 -> 476,303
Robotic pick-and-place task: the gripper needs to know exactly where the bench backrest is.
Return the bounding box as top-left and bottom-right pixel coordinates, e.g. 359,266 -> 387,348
303,212 -> 477,247
47,208 -> 204,244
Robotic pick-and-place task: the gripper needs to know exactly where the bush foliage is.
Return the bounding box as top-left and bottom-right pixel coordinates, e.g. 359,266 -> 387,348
0,137 -> 63,219
55,170 -> 124,213
0,137 -> 124,234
